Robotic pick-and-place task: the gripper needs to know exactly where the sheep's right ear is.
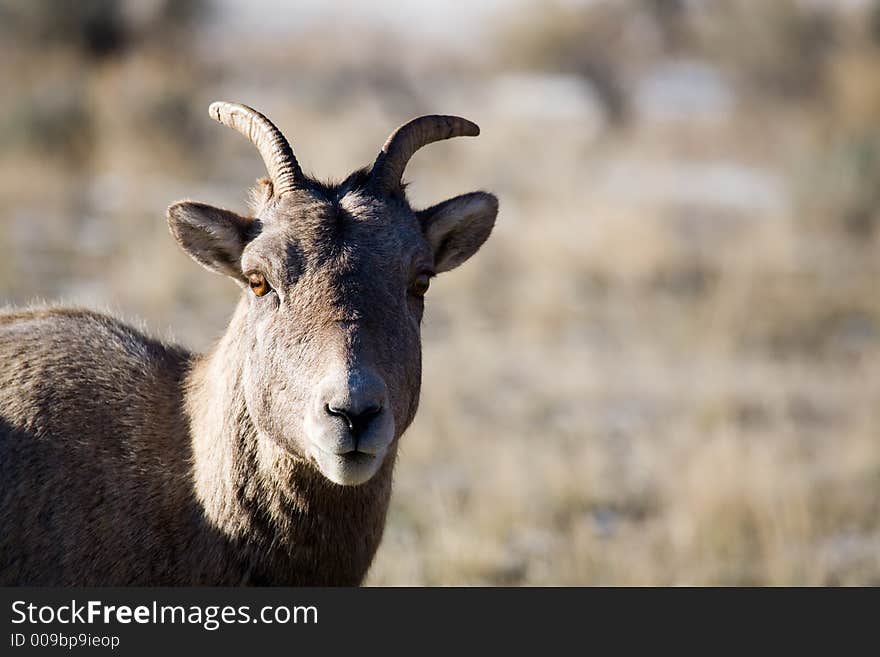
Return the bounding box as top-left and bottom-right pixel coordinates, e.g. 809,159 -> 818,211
167,202 -> 252,282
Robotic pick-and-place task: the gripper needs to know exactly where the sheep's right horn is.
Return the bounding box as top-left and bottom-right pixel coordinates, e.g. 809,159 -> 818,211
208,101 -> 303,196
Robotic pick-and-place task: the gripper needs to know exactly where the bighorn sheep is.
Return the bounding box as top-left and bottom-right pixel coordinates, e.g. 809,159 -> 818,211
0,102 -> 497,585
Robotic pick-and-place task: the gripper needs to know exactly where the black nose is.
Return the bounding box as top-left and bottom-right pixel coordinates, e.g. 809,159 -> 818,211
317,368 -> 389,449
325,403 -> 382,439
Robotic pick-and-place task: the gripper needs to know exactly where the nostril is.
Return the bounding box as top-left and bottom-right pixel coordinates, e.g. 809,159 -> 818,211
325,404 -> 352,431
325,403 -> 382,438
351,406 -> 381,438
360,405 -> 382,419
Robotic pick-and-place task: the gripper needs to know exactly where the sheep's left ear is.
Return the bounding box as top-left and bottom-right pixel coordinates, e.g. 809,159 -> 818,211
417,192 -> 498,273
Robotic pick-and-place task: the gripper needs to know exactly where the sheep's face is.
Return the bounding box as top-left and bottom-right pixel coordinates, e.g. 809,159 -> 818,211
169,178 -> 496,486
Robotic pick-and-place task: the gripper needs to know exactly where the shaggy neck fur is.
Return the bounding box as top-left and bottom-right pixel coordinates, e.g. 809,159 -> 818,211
185,301 -> 395,585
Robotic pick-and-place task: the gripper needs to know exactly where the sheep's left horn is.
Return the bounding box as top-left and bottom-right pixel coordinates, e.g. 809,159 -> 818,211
370,115 -> 480,194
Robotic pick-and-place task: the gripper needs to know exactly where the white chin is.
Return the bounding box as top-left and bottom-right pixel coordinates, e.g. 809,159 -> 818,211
312,448 -> 385,486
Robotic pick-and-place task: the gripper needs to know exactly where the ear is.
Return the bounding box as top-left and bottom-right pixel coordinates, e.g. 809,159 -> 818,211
416,192 -> 498,273
167,202 -> 252,282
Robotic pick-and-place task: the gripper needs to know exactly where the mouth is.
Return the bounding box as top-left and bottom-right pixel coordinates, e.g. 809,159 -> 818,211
334,449 -> 378,466
309,442 -> 387,486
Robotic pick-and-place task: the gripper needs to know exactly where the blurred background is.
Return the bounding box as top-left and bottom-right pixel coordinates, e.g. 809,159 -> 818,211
1,0 -> 879,585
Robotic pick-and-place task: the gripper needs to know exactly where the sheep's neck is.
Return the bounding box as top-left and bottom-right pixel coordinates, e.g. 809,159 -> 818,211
184,302 -> 394,585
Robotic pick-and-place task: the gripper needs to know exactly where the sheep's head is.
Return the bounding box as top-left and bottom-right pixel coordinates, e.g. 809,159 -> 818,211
168,102 -> 497,486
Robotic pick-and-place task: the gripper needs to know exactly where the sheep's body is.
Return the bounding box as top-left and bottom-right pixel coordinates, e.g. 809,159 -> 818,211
0,307 -> 390,585
0,102 -> 497,586
0,308 -> 197,584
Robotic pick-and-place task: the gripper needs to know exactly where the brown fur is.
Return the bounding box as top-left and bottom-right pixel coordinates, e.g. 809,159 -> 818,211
0,126 -> 497,586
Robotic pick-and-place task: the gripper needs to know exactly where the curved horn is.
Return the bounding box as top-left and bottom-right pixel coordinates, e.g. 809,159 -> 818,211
371,115 -> 480,194
208,101 -> 303,196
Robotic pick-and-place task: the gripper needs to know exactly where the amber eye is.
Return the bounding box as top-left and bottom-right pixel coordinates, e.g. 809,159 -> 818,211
409,273 -> 431,297
248,272 -> 270,297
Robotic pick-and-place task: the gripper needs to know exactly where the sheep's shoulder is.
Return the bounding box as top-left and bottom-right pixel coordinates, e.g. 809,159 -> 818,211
0,306 -> 191,445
